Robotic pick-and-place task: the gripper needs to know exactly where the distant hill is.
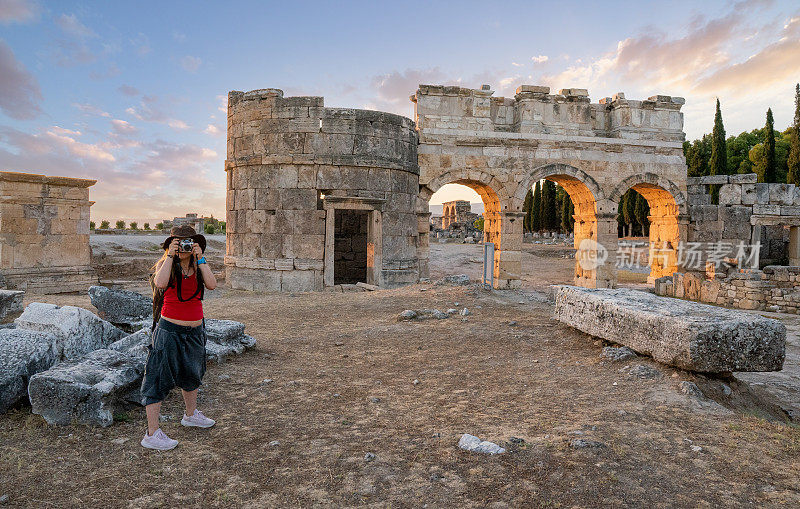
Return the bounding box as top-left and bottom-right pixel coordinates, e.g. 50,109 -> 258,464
429,202 -> 485,217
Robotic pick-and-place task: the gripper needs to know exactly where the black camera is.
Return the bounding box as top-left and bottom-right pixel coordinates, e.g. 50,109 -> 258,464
179,238 -> 194,252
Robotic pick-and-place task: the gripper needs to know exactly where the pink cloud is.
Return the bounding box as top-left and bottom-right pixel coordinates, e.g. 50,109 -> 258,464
0,39 -> 42,119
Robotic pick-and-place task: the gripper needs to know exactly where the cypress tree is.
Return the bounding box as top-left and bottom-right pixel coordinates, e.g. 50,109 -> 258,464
788,84 -> 800,185
617,199 -> 626,237
531,181 -> 542,231
709,98 -> 727,203
522,189 -> 533,232
542,180 -> 557,231
635,192 -> 650,237
710,98 -> 727,176
561,192 -> 573,233
623,190 -> 636,236
764,108 -> 777,183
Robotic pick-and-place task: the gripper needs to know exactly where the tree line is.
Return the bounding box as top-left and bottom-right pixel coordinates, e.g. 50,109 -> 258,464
522,180 -> 575,234
684,84 -> 800,187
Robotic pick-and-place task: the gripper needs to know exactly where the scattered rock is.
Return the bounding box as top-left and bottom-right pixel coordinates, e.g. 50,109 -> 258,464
261,379 -> 274,385
0,328 -> 59,413
508,321 -> 518,327
460,308 -> 470,316
369,397 -> 381,403
398,310 -> 418,321
217,374 -> 231,381
458,433 -> 506,454
509,437 -> 525,444
364,452 -> 376,462
446,308 -> 458,315
412,379 -> 420,385
14,302 -> 125,361
690,445 -> 703,453
627,364 -> 662,380
398,309 -> 449,321
679,381 -> 705,398
28,349 -> 145,427
569,439 -> 606,449
111,437 -> 129,445
88,286 -> 152,329
436,274 -> 470,286
601,346 -> 637,362
269,440 -> 280,447
159,415 -> 172,422
721,384 -> 732,396
0,494 -> 8,504
0,290 -> 24,321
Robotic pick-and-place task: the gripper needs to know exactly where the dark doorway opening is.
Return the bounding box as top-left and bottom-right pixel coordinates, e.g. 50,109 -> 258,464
334,209 -> 368,284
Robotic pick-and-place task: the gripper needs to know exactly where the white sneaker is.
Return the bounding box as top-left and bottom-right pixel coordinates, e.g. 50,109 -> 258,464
141,428 -> 178,450
181,409 -> 216,428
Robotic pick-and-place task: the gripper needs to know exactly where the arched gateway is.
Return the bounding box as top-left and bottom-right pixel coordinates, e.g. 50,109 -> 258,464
412,85 -> 688,288
224,85 -> 688,291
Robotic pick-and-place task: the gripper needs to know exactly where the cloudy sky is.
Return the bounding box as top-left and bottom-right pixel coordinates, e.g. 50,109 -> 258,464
1,0 -> 799,222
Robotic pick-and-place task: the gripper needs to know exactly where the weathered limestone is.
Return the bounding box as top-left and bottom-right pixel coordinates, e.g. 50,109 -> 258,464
28,349 -> 145,427
686,175 -> 800,267
0,328 -> 58,413
0,289 -> 24,321
14,302 -> 125,361
225,89 -> 419,291
553,285 -> 785,373
413,85 -> 688,289
88,285 -> 152,328
0,172 -> 98,293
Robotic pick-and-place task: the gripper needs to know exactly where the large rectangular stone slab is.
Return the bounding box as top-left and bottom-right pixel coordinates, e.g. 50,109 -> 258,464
552,285 -> 785,373
28,349 -> 144,427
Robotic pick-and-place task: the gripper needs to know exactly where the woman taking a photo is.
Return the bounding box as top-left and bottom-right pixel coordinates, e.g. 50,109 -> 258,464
140,224 -> 218,451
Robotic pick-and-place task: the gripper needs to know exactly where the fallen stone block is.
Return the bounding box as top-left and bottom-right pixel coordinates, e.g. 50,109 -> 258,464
458,433 -> 506,454
88,286 -> 152,326
553,286 -> 785,373
107,328 -> 151,362
14,303 -> 125,361
0,329 -> 58,413
0,290 -> 24,321
205,319 -> 246,346
28,349 -> 144,427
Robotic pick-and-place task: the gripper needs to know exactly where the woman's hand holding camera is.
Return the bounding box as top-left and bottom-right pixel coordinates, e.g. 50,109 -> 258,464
191,243 -> 202,259
168,238 -> 180,257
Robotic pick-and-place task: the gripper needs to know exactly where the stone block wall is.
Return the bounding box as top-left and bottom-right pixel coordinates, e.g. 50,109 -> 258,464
225,89 -> 419,292
414,85 -> 685,142
686,174 -> 800,266
0,172 -> 98,293
655,266 -> 800,314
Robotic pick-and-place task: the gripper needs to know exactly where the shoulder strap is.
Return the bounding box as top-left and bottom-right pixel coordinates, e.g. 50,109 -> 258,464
149,272 -> 165,331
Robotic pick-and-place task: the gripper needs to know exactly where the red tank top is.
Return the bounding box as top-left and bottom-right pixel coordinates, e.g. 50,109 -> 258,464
161,270 -> 203,321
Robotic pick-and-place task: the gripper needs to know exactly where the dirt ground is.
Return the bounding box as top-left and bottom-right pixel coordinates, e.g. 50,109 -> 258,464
1,240 -> 799,507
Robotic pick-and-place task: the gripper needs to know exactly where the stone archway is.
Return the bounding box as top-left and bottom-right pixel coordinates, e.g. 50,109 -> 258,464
609,173 -> 688,282
418,169 -> 519,288
514,163 -> 616,288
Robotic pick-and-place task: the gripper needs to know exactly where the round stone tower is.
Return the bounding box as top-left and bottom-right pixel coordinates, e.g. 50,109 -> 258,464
225,88 -> 420,292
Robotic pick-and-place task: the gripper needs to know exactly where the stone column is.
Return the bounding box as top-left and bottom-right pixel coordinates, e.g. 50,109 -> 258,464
594,212 -> 618,289
790,226 -> 800,266
495,211 -> 523,289
416,190 -> 433,281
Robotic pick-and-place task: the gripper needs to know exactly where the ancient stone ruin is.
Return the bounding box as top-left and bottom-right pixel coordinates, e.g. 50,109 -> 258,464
553,285 -> 786,373
0,286 -> 257,425
226,85 -> 689,291
0,171 -> 98,293
441,200 -> 477,230
224,89 -> 419,291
